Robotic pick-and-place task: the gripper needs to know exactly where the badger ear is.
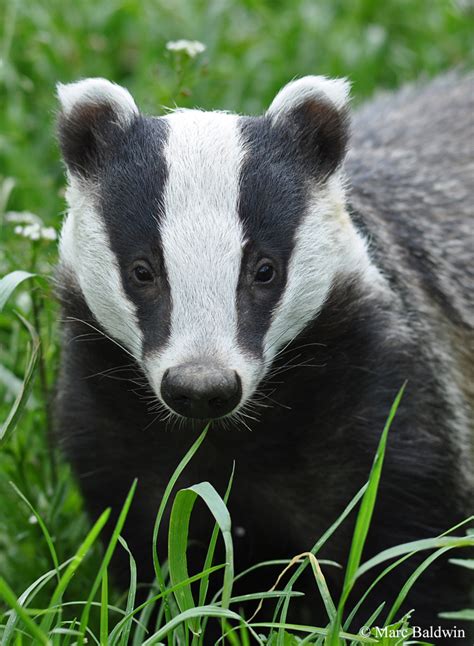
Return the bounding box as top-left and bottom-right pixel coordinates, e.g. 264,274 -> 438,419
267,75 -> 351,179
56,78 -> 139,179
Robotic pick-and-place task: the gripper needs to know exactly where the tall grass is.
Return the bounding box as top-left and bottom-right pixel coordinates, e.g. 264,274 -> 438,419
0,272 -> 473,644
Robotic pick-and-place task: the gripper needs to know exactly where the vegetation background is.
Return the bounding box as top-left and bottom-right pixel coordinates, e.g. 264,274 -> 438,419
0,0 -> 473,643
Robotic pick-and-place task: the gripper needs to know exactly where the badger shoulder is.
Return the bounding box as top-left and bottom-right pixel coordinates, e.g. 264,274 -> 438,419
344,73 -> 474,331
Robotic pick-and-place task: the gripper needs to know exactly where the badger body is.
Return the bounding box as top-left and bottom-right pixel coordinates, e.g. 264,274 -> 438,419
55,74 -> 473,629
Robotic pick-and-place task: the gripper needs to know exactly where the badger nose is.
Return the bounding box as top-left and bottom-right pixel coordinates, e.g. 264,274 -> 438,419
161,364 -> 242,419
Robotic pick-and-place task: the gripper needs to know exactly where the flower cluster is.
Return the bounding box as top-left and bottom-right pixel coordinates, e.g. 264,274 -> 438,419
166,39 -> 206,58
14,223 -> 57,241
5,211 -> 42,225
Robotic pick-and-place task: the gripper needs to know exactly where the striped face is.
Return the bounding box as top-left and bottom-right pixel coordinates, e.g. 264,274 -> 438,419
57,78 -> 375,421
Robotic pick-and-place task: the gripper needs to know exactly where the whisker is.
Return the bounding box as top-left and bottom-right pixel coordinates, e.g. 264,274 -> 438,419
63,316 -> 137,360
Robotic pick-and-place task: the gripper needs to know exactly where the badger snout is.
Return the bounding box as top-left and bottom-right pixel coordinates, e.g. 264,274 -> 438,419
160,363 -> 242,419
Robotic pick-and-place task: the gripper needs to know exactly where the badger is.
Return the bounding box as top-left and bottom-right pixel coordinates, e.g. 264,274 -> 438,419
55,73 -> 473,631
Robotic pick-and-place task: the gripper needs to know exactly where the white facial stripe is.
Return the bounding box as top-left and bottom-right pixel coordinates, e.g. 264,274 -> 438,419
146,110 -> 260,400
60,178 -> 143,359
263,175 -> 379,363
162,110 -> 243,348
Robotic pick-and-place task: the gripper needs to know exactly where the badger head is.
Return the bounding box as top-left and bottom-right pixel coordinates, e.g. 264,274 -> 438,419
57,76 -> 379,423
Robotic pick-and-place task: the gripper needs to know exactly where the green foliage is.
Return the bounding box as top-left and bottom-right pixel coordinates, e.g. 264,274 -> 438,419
1,0 -> 473,221
1,1 -> 473,643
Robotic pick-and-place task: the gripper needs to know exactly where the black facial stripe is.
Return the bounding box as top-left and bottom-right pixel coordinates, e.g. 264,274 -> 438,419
236,115 -> 314,356
97,116 -> 172,357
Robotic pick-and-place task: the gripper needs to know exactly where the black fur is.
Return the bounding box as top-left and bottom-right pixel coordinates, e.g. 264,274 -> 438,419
96,116 -> 172,355
237,115 -> 308,355
58,111 -> 174,354
58,102 -> 125,179
236,100 -> 349,357
284,96 -> 349,180
56,75 -> 473,642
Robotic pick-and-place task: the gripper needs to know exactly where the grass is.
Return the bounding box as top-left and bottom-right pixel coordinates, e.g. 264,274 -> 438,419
0,358 -> 472,643
1,0 -> 474,643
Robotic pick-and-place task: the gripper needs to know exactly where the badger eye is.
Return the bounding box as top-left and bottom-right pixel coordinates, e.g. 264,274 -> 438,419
254,260 -> 275,284
132,263 -> 154,284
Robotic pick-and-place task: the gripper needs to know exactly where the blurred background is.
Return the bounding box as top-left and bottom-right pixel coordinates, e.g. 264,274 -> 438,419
0,0 -> 473,610
1,0 -> 473,224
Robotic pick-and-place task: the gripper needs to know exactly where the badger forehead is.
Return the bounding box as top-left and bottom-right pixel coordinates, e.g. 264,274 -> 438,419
71,109 -> 315,341
62,106 -> 361,377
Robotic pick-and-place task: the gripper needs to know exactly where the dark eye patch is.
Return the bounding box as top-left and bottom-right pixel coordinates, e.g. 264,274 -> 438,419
235,115 -> 309,357
96,116 -> 172,355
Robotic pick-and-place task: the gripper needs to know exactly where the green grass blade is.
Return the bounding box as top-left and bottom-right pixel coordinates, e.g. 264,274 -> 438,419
78,479 -> 137,642
448,558 -> 474,570
0,314 -> 40,445
152,427 -> 208,583
100,569 -> 108,645
384,546 -> 454,625
228,591 -> 304,604
438,609 -> 474,621
355,535 -> 474,579
198,465 -> 235,645
348,602 -> 385,645
0,578 -> 50,645
274,551 -> 338,646
151,426 -> 208,639
109,564 -> 225,644
28,600 -> 142,619
211,559 -> 294,606
130,582 -> 160,646
198,463 -> 235,607
39,508 -> 111,635
343,554 -> 410,633
8,481 -> 59,576
299,632 -> 325,645
308,554 -> 337,622
168,481 -> 234,635
344,385 -> 406,586
328,384 -> 405,646
168,489 -> 197,621
249,622 -> 376,643
277,593 -> 293,646
239,622 -> 251,646
272,483 -> 367,625
141,606 -> 263,646
0,271 -> 35,312
343,514 -> 474,631
56,618 -> 79,646
114,536 -> 137,646
1,560 -> 74,646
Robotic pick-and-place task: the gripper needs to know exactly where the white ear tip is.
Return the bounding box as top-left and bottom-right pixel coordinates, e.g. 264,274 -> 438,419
268,75 -> 351,120
56,78 -> 138,123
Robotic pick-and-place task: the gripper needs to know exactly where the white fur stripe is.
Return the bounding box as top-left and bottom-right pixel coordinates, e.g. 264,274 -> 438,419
146,110 -> 259,400
60,179 -> 143,359
263,176 -> 381,363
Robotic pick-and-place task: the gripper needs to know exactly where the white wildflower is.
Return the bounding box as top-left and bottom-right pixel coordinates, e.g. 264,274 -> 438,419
28,515 -> 38,525
166,39 -> 206,58
15,224 -> 40,240
14,223 -> 57,241
5,210 -> 43,225
40,226 -> 57,241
